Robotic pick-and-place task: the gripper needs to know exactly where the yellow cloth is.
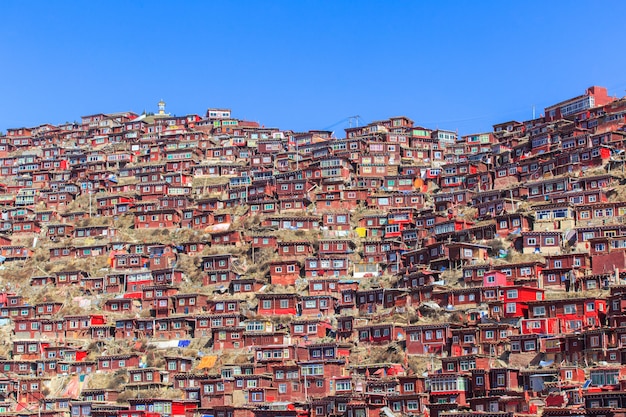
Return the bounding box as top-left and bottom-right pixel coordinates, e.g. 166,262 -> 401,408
197,355 -> 217,369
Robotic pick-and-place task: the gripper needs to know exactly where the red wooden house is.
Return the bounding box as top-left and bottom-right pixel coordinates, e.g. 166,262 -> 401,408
318,239 -> 355,255
194,313 -> 242,338
520,231 -> 564,255
261,215 -> 320,230
171,293 -> 208,315
140,285 -> 178,309
111,253 -> 151,269
356,322 -> 402,345
492,261 -> 544,284
542,252 -> 590,288
126,367 -> 170,389
11,219 -> 41,234
251,235 -> 278,249
103,298 -> 136,314
485,285 -> 544,320
202,254 -> 240,285
96,194 -> 135,216
428,371 -> 471,407
276,240 -> 314,258
404,323 -> 455,355
361,239 -> 389,264
39,189 -> 76,209
269,260 -> 302,286
97,354 -> 140,372
321,211 -> 351,230
73,225 -> 116,238
304,256 -> 350,278
152,268 -> 183,285
299,295 -> 336,317
208,229 -> 242,246
134,209 -> 181,229
257,293 -> 298,316
135,181 -> 170,200
0,245 -> 32,261
45,223 -> 74,240
154,317 -> 195,340
54,270 -> 88,287
212,326 -> 246,350
526,296 -> 606,333
308,278 -> 339,295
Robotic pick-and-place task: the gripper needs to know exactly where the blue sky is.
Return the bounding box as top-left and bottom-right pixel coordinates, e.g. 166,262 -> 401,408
2,1 -> 626,136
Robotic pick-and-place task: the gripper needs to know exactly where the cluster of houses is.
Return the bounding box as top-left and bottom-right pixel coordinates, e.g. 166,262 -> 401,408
0,88 -> 626,417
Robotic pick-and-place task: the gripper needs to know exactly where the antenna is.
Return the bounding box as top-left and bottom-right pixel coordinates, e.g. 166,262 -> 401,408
349,115 -> 360,128
532,105 -> 536,119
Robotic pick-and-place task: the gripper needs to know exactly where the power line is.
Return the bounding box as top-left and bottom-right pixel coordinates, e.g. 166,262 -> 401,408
321,115 -> 364,131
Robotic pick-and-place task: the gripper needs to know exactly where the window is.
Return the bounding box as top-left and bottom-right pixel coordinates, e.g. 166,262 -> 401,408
335,380 -> 352,391
407,401 -> 419,411
564,304 -> 576,314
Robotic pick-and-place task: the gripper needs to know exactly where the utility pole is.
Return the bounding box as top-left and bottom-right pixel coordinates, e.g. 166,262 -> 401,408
396,249 -> 400,276
171,250 -> 177,285
303,368 -> 308,402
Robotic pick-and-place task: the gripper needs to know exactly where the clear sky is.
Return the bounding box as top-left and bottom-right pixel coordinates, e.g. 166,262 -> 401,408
2,0 -> 626,136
